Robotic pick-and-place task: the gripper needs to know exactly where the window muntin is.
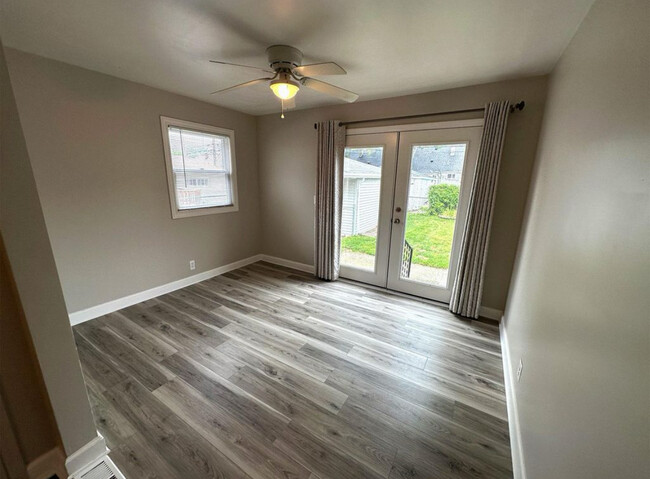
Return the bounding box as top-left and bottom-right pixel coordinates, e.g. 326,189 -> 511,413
161,117 -> 238,218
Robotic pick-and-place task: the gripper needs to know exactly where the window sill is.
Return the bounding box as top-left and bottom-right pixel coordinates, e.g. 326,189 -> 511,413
171,204 -> 239,219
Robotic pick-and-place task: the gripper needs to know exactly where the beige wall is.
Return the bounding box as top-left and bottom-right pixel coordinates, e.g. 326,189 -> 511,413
4,48 -> 262,314
257,76 -> 548,311
1,236 -> 62,465
502,1 -> 650,478
5,49 -> 546,315
1,43 -> 98,457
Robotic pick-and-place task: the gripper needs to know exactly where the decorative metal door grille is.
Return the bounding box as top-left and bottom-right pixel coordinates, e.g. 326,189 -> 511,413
401,240 -> 413,278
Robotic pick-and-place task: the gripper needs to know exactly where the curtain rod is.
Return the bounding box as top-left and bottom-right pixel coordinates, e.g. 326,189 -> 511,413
313,100 -> 525,129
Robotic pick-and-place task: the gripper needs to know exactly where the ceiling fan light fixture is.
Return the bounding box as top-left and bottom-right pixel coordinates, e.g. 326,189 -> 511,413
211,46 -> 358,104
270,74 -> 299,100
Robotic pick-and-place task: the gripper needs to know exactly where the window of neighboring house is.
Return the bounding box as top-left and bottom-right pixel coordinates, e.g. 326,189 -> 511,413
447,173 -> 455,179
187,178 -> 209,187
161,117 -> 238,218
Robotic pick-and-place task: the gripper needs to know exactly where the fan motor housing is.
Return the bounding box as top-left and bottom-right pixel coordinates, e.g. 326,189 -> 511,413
266,45 -> 303,71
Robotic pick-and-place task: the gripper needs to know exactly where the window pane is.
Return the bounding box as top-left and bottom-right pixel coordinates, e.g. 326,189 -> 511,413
400,143 -> 467,287
168,127 -> 232,209
340,147 -> 384,271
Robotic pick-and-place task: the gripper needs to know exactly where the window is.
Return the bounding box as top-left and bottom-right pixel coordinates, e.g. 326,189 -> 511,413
188,178 -> 209,187
161,117 -> 238,218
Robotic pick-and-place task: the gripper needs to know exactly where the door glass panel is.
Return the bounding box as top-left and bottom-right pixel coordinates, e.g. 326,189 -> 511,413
340,147 -> 384,271
400,143 -> 467,286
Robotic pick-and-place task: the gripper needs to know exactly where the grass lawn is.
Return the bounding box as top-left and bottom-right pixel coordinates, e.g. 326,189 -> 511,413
341,212 -> 456,269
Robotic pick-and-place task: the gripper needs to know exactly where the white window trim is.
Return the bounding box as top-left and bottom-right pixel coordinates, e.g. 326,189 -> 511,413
160,116 -> 239,218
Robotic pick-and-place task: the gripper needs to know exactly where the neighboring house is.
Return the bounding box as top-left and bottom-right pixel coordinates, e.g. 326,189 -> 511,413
409,145 -> 465,202
443,170 -> 461,186
173,169 -> 230,207
343,150 -> 466,233
342,158 -> 381,236
345,145 -> 465,214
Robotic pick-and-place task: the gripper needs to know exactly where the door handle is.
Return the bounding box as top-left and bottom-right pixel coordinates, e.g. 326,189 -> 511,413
393,218 -> 401,224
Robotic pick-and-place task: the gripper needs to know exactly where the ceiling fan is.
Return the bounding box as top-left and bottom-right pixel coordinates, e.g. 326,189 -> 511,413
210,45 -> 359,115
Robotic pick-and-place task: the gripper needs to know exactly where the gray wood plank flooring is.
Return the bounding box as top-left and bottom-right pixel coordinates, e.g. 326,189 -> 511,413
73,261 -> 512,478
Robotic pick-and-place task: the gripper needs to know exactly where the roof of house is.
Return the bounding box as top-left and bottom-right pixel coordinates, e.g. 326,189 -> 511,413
344,157 -> 382,178
346,144 -> 466,176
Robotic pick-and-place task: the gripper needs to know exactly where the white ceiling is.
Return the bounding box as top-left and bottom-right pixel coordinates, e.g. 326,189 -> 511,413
2,0 -> 594,115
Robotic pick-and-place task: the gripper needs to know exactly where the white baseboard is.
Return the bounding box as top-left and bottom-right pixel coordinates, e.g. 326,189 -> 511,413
259,255 -> 315,274
68,254 -> 263,325
479,305 -> 504,321
500,319 -> 526,479
260,255 -> 503,321
339,277 -> 450,309
65,434 -> 107,479
27,447 -> 66,479
68,251 -> 500,326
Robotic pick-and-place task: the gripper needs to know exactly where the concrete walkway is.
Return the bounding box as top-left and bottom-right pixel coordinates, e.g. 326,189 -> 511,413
341,251 -> 449,287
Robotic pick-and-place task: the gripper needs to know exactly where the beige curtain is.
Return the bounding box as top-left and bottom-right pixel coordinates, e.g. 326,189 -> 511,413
450,101 -> 510,318
315,120 -> 346,280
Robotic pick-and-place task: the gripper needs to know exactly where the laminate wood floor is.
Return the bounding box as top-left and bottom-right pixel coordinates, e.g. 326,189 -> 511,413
74,261 -> 512,479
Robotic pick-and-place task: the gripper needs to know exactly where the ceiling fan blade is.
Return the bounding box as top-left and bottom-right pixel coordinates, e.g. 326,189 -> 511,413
293,62 -> 346,76
210,77 -> 274,95
209,60 -> 274,74
301,78 -> 359,103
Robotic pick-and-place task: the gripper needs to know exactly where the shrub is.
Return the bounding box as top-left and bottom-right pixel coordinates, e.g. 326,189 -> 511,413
428,183 -> 460,216
440,208 -> 457,219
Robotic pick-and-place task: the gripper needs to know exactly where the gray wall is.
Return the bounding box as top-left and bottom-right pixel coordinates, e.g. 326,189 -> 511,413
1,241 -> 62,465
5,49 -> 547,315
1,43 -> 98,456
5,48 -> 262,314
257,76 -> 548,311
502,0 -> 650,477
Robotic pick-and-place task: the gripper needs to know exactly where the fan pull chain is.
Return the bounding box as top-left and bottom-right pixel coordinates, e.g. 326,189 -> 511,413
281,99 -> 285,119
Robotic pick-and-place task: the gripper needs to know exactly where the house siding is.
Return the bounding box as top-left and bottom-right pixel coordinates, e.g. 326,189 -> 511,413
356,178 -> 381,234
341,178 -> 358,236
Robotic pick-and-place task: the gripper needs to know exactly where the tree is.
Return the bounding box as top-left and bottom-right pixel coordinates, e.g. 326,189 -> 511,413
428,183 -> 460,216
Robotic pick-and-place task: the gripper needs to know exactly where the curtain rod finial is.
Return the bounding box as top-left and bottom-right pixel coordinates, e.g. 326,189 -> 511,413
510,101 -> 525,113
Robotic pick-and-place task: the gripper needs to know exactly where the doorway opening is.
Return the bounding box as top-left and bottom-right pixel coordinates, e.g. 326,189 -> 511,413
340,121 -> 482,303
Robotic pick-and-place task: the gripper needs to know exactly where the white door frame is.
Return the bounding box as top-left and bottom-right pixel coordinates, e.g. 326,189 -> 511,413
340,119 -> 484,303
386,126 -> 483,302
340,133 -> 398,286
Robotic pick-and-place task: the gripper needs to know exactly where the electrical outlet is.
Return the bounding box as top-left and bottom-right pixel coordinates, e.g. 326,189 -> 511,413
189,260 -> 196,271
516,359 -> 523,382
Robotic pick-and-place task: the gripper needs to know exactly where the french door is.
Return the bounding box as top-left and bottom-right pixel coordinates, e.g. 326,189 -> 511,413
339,122 -> 482,303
